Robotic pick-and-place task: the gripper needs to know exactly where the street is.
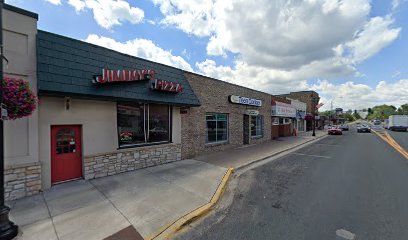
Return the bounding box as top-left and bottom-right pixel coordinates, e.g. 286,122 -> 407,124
176,125 -> 408,240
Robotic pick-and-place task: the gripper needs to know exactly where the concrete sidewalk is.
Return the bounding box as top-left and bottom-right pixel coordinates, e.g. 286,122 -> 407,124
9,160 -> 228,240
9,130 -> 326,240
195,130 -> 327,169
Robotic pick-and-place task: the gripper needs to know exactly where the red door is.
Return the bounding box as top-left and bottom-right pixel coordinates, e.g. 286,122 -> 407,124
51,125 -> 82,184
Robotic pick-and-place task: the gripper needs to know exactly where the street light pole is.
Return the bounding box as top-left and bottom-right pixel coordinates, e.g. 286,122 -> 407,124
0,1 -> 19,239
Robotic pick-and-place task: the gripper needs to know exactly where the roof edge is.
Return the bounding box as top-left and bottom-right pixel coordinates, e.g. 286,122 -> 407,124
4,3 -> 38,20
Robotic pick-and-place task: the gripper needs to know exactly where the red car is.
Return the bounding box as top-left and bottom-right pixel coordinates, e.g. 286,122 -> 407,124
328,126 -> 343,135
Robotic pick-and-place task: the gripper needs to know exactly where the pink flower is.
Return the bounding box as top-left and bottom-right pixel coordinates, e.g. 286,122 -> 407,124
2,77 -> 37,120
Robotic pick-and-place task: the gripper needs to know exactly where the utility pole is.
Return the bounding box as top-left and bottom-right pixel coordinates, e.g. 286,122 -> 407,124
0,1 -> 19,238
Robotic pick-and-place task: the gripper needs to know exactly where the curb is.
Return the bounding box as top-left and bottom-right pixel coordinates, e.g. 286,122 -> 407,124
236,133 -> 329,171
147,167 -> 234,240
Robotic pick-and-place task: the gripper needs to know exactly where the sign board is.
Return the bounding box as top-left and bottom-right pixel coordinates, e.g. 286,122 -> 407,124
271,104 -> 296,118
245,110 -> 259,116
93,69 -> 155,84
229,95 -> 262,107
152,79 -> 183,93
315,115 -> 320,120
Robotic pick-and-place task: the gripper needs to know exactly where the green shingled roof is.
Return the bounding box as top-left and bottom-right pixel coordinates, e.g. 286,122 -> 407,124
37,30 -> 200,107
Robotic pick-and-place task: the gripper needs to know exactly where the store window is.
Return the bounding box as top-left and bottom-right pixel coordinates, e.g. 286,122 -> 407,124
117,103 -> 170,147
272,117 -> 279,125
284,118 -> 292,124
206,113 -> 228,143
251,115 -> 263,137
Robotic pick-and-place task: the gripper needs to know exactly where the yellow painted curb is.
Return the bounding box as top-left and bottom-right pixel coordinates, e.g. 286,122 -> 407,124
372,130 -> 408,159
146,167 -> 234,240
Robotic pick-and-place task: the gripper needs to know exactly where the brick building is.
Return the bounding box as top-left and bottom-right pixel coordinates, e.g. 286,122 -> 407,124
181,72 -> 271,158
271,96 -> 295,139
277,91 -> 321,131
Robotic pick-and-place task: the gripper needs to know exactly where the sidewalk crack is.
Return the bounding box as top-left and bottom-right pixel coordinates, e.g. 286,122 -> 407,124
42,193 -> 61,240
88,181 -> 133,226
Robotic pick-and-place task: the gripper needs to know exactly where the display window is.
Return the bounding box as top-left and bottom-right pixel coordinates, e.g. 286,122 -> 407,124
117,103 -> 171,147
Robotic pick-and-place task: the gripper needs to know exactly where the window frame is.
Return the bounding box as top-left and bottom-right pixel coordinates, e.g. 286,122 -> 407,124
250,115 -> 263,138
205,113 -> 229,144
117,103 -> 172,149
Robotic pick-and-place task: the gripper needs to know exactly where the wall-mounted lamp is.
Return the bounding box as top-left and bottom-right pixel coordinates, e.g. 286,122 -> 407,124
65,97 -> 71,111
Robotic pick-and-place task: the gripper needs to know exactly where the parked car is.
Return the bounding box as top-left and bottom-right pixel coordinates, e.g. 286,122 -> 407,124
328,126 -> 343,135
339,124 -> 349,131
357,124 -> 370,133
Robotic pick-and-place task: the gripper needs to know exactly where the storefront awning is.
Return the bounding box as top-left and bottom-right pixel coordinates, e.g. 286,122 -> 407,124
296,111 -> 306,119
37,31 -> 201,107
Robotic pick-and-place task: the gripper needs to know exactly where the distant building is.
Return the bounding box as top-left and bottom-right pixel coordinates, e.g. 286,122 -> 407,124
276,91 -> 321,131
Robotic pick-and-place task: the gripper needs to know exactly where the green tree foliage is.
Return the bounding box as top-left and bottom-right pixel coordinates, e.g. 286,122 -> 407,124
344,113 -> 354,121
353,112 -> 361,119
367,105 -> 397,120
397,104 -> 408,115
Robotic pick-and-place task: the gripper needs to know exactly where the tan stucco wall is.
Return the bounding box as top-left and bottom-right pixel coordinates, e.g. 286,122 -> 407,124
39,97 -> 118,188
3,7 -> 38,167
39,96 -> 182,188
172,107 -> 181,144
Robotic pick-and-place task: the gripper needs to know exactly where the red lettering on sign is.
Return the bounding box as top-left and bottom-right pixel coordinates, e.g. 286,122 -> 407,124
152,79 -> 182,93
93,68 -> 154,84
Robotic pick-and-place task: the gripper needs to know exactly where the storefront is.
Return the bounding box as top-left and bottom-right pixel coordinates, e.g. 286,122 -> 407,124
271,99 -> 297,139
181,73 -> 271,158
290,99 -> 307,132
36,31 -> 200,189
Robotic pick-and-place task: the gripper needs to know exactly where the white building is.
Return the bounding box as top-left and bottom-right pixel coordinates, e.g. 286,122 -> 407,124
288,98 -> 307,132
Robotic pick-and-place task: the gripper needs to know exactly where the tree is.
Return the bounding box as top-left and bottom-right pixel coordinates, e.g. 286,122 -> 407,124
344,113 -> 354,122
2,77 -> 37,120
353,112 -> 361,119
397,104 -> 408,115
367,104 -> 397,120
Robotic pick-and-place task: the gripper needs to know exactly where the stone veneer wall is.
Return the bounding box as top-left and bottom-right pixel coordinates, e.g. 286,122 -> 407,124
84,143 -> 181,179
4,162 -> 42,201
182,72 -> 272,159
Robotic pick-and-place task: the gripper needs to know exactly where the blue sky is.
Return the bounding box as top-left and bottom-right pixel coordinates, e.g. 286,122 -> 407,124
6,0 -> 408,110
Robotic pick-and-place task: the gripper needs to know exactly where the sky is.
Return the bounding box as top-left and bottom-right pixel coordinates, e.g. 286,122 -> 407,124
6,0 -> 408,111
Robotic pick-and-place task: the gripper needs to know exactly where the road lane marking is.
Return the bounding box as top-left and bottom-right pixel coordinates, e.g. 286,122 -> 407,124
290,152 -> 331,159
336,229 -> 355,240
371,129 -> 408,159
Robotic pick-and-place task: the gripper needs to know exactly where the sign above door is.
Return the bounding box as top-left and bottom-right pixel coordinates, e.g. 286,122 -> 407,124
229,95 -> 262,107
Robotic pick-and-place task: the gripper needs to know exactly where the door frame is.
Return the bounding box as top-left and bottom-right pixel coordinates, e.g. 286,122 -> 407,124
50,124 -> 84,184
243,115 -> 250,145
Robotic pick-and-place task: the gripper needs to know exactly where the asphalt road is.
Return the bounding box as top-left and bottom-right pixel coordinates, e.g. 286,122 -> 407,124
176,125 -> 408,240
386,129 -> 408,151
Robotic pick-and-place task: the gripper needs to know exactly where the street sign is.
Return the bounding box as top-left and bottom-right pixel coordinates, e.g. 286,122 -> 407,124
245,110 -> 259,116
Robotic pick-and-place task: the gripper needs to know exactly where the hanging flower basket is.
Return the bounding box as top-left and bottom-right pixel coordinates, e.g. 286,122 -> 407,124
2,77 -> 37,120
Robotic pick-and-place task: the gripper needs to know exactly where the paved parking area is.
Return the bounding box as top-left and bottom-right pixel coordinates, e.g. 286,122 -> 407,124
9,160 -> 228,240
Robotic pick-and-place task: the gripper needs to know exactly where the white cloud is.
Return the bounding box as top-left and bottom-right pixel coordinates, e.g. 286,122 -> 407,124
195,59 -> 310,94
154,0 -> 400,83
45,0 -> 61,4
65,0 -> 144,29
68,0 -> 86,11
85,34 -> 193,71
345,16 -> 401,63
311,79 -> 408,110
